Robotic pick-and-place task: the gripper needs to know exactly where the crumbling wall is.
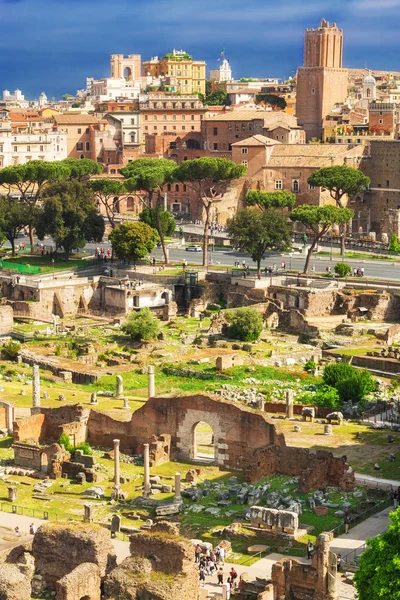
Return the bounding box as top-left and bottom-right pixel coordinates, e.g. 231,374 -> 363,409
0,564 -> 31,600
14,405 -> 89,444
32,523 -> 116,589
56,563 -> 101,600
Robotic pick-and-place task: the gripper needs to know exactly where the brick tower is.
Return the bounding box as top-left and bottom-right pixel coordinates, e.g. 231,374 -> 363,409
296,19 -> 348,141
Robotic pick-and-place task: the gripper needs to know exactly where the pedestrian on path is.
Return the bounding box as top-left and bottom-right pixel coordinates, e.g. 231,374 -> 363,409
307,540 -> 314,559
337,554 -> 342,571
345,513 -> 351,534
217,567 -> 224,585
218,545 -> 225,564
195,544 -> 201,563
29,523 -> 36,535
199,567 -> 206,587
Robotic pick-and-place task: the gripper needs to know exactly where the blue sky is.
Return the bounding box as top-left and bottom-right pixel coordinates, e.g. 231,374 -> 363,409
1,0 -> 400,99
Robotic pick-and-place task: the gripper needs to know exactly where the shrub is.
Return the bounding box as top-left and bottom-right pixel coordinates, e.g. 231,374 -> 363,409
323,362 -> 376,404
59,433 -> 74,453
121,307 -> 160,341
334,262 -> 352,277
76,441 -> 92,455
323,362 -> 355,387
1,340 -> 21,361
304,360 -> 316,372
225,307 -> 264,342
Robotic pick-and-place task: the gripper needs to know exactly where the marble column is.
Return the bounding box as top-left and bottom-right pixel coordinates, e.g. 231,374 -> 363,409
143,443 -> 151,498
116,375 -> 124,398
113,439 -> 121,490
32,364 -> 40,408
174,472 -> 181,504
8,486 -> 17,502
147,366 -> 155,399
286,389 -> 294,419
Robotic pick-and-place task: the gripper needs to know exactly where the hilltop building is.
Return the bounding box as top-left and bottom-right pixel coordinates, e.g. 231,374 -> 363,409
142,50 -> 206,96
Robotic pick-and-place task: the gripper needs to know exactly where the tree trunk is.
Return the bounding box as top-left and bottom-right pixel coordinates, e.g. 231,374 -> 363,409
28,225 -> 34,251
11,239 -> 15,257
155,194 -> 169,265
202,202 -> 212,267
303,239 -> 319,273
340,222 -> 347,260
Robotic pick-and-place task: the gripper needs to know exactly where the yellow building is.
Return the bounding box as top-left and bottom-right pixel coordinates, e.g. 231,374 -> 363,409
142,49 -> 206,96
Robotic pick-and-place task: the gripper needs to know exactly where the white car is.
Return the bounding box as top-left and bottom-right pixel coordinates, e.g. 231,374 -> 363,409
185,245 -> 202,252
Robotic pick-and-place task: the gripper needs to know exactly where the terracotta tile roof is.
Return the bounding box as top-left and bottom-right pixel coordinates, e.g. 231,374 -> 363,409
53,114 -> 99,125
231,135 -> 282,147
205,110 -> 298,127
267,144 -> 366,168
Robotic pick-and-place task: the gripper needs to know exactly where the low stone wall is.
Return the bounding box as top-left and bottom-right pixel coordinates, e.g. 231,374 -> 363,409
20,352 -> 99,384
263,402 -> 332,418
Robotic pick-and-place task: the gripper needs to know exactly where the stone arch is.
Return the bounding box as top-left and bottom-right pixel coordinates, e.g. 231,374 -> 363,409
176,409 -> 225,465
126,196 -> 134,211
124,66 -> 132,80
186,138 -> 201,150
193,421 -> 215,462
113,197 -> 120,212
40,451 -> 49,473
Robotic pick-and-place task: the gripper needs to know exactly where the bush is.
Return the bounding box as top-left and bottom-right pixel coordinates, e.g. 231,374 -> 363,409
1,340 -> 21,361
323,362 -> 376,404
323,362 -> 355,387
304,360 -> 316,372
225,307 -> 264,342
59,433 -> 74,453
334,262 -> 352,277
121,308 -> 160,341
298,385 -> 340,408
76,441 -> 92,455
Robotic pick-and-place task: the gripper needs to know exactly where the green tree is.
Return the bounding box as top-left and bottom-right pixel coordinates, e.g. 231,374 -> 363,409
245,190 -> 296,211
354,509 -> 400,600
63,158 -> 102,181
205,88 -> 229,106
0,197 -> 30,255
225,307 -> 264,342
227,208 -> 290,270
307,166 -> 370,257
0,161 -> 71,247
298,385 -> 340,408
290,205 -> 354,273
122,307 -> 160,341
323,362 -> 356,388
139,207 -> 176,237
109,221 -> 158,265
1,340 -> 21,361
61,94 -> 74,101
323,362 -> 375,405
121,159 -> 177,264
175,158 -> 246,266
36,181 -> 104,258
86,179 -> 127,229
255,93 -> 287,110
334,262 -> 351,277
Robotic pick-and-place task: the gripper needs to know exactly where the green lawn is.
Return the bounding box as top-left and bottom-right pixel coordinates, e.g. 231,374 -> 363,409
4,254 -> 94,273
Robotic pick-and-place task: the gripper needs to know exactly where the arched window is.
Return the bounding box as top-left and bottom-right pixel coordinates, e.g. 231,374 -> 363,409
367,88 -> 371,98
175,184 -> 179,192
292,180 -> 299,193
130,132 -> 136,143
127,196 -> 134,211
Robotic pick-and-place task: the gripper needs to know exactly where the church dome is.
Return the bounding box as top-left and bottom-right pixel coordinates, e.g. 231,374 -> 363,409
363,73 -> 376,85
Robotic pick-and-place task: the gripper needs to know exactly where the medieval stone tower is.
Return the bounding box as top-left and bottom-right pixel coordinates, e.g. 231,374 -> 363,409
296,19 -> 348,141
110,54 -> 141,81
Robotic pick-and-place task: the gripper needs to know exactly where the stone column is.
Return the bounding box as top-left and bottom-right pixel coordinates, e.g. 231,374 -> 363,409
113,439 -> 121,490
8,486 -> 17,502
123,397 -> 130,409
147,366 -> 155,399
324,424 -> 333,436
115,375 -> 124,398
90,393 -> 98,405
84,503 -> 94,523
285,389 -> 294,419
143,443 -> 151,498
174,472 -> 181,504
32,364 -> 40,408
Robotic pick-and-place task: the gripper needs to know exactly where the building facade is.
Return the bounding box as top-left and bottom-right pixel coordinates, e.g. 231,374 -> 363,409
142,50 -> 206,95
0,119 -> 67,167
296,19 -> 348,141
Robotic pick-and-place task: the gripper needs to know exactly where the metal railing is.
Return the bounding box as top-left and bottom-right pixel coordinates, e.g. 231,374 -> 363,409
0,501 -> 78,522
329,496 -> 392,539
343,543 -> 367,564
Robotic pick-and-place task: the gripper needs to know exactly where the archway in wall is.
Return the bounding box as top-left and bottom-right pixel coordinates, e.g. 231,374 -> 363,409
124,67 -> 132,80
193,421 -> 215,463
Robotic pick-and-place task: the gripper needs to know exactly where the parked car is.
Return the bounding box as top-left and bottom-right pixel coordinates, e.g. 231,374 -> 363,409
185,245 -> 202,252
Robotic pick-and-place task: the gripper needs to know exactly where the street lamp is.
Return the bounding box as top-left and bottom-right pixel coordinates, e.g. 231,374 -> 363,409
289,253 -> 292,270
51,258 -> 55,280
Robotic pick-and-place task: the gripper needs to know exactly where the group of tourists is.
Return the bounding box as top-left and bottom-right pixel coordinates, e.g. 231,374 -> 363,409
195,543 -> 238,591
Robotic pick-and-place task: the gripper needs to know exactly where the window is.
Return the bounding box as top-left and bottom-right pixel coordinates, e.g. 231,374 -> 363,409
213,142 -> 218,150
154,115 -> 157,120
131,118 -> 135,124
77,142 -> 83,151
228,124 -> 232,132
154,126 -> 158,130
164,126 -> 167,131
0,145 -> 3,152
167,183 -> 172,190
144,115 -> 148,121
275,180 -> 283,190
292,180 -> 299,193
85,142 -> 90,151
173,115 -> 176,121
77,128 -> 82,134
379,119 -> 383,124
241,148 -> 248,154
309,184 -> 316,190
387,180 -> 390,187
191,115 -> 195,120
228,143 -> 232,150
183,184 -> 187,192
241,160 -> 248,166
163,115 -> 167,121
13,146 -> 17,152
40,145 -> 44,152
242,124 -> 246,131
235,124 -> 239,131
0,157 -> 3,167
86,128 -> 90,134
175,184 -> 179,191
27,145 -> 31,152
145,126 -> 148,130
311,88 -> 315,95
213,127 -> 218,136
182,126 -> 186,130
182,115 -> 185,120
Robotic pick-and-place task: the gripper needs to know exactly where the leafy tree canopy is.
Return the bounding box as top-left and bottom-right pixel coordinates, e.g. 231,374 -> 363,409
109,221 -> 158,264
175,157 -> 246,194
354,509 -> 400,600
205,88 -> 229,106
36,180 -> 104,257
121,158 -> 177,192
0,196 -> 31,255
245,190 -> 296,211
255,93 -> 286,110
323,362 -> 376,405
225,307 -> 264,342
122,307 -> 160,341
0,160 -> 70,195
307,166 -> 370,205
139,207 -> 176,237
334,262 -> 352,277
227,208 -> 290,269
290,205 -> 354,231
63,158 -> 102,180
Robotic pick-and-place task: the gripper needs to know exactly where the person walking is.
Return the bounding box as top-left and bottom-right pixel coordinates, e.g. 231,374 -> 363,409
345,513 -> 351,534
199,566 -> 206,587
195,544 -> 202,563
337,554 -> 342,571
217,567 -> 224,585
219,545 -> 225,564
394,490 -> 399,509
